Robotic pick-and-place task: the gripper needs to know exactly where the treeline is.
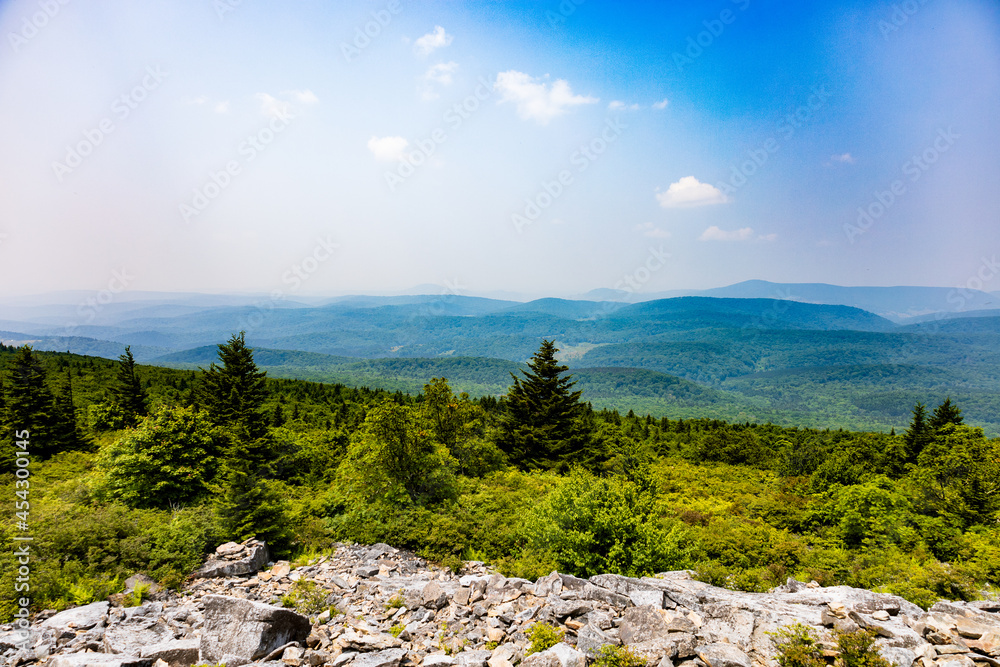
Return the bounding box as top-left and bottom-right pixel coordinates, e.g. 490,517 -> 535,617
0,336 -> 998,621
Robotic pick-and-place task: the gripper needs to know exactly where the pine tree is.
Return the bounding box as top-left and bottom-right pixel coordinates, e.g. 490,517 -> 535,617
903,402 -> 933,465
213,440 -> 292,555
112,346 -> 148,427
928,397 -> 963,431
499,340 -> 589,470
199,332 -> 268,440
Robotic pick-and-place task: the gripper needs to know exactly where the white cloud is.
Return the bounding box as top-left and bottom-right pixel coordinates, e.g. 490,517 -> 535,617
284,89 -> 319,104
608,100 -> 639,111
634,222 -> 671,239
655,176 -> 729,208
699,226 -> 754,242
367,135 -> 410,161
420,61 -> 459,100
256,93 -> 293,120
214,101 -> 230,114
830,152 -> 855,164
494,70 -> 598,124
652,98 -> 669,110
758,233 -> 778,242
414,26 -> 452,56
184,96 -> 207,106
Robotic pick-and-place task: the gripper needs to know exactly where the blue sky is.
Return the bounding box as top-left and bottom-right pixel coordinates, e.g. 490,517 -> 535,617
0,0 -> 997,299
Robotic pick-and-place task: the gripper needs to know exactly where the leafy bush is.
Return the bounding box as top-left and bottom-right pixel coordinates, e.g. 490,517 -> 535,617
592,645 -> 646,667
526,623 -> 565,655
770,623 -> 825,667
835,629 -> 892,667
280,579 -> 331,615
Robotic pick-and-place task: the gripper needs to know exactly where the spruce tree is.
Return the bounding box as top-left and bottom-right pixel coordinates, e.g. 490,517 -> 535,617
500,340 -> 588,470
903,402 -> 933,465
928,397 -> 963,431
112,346 -> 148,427
199,332 -> 268,440
2,347 -> 58,460
51,369 -> 86,452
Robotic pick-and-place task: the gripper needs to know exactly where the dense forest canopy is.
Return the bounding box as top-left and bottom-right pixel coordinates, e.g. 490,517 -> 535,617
0,337 -> 997,621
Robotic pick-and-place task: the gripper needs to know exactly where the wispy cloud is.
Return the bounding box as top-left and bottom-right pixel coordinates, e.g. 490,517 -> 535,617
367,135 -> 409,161
608,100 -> 640,111
656,176 -> 728,208
699,226 -> 754,242
421,62 -> 459,100
414,26 -> 453,56
284,89 -> 319,104
256,93 -> 293,120
652,98 -> 669,110
829,152 -> 855,164
634,222 -> 671,239
494,70 -> 598,124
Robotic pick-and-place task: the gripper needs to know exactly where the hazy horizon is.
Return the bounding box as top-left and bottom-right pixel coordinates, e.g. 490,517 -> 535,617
1,1 -> 998,299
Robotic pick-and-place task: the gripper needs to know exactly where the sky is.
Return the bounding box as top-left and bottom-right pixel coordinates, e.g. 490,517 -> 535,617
0,0 -> 998,300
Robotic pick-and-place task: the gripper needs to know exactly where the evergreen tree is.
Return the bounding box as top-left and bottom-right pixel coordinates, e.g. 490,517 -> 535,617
112,346 -> 148,427
903,402 -> 933,465
2,347 -> 58,461
928,397 -> 963,432
198,332 -> 268,440
51,369 -> 86,452
499,340 -> 589,470
213,440 -> 293,554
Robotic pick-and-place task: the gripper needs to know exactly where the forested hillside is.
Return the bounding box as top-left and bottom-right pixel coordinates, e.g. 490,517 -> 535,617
1,337 -> 997,622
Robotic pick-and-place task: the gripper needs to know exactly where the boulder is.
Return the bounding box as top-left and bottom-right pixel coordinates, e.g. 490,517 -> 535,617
576,623 -> 620,656
456,650 -> 493,667
42,601 -> 110,632
104,616 -> 174,655
880,647 -> 916,667
621,605 -> 671,644
353,648 -> 406,667
194,540 -> 269,579
198,595 -> 311,665
696,643 -> 752,667
423,581 -> 450,609
140,638 -> 200,667
48,655 -> 152,667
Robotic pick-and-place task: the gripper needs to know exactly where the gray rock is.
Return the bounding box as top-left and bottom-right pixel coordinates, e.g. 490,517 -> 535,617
881,647 -> 916,667
546,643 -> 587,667
140,638 -> 200,666
198,594 -> 311,664
551,600 -> 592,618
583,583 -> 631,609
620,605 -> 670,644
456,650 -> 493,667
104,616 -> 174,655
695,643 -> 752,667
576,624 -> 621,658
194,541 -> 269,579
353,648 -> 406,667
630,589 -> 666,608
42,601 -> 110,632
558,574 -> 589,591
424,581 -> 450,609
355,565 -> 381,578
534,572 -> 563,598
48,655 -> 153,667
424,654 -> 458,667
124,573 -> 162,596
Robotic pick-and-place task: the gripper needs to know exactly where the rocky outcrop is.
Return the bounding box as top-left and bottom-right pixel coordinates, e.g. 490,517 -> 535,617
4,540 -> 999,667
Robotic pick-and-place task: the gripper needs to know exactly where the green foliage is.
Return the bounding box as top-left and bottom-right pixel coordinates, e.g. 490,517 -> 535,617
592,645 -> 646,667
525,622 -> 565,655
124,582 -> 151,607
385,593 -> 405,609
280,578 -> 331,615
88,400 -> 129,431
389,624 -> 404,637
523,469 -> 689,578
213,451 -> 293,555
112,346 -> 148,428
96,405 -> 225,509
835,629 -> 892,667
770,623 -> 825,667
